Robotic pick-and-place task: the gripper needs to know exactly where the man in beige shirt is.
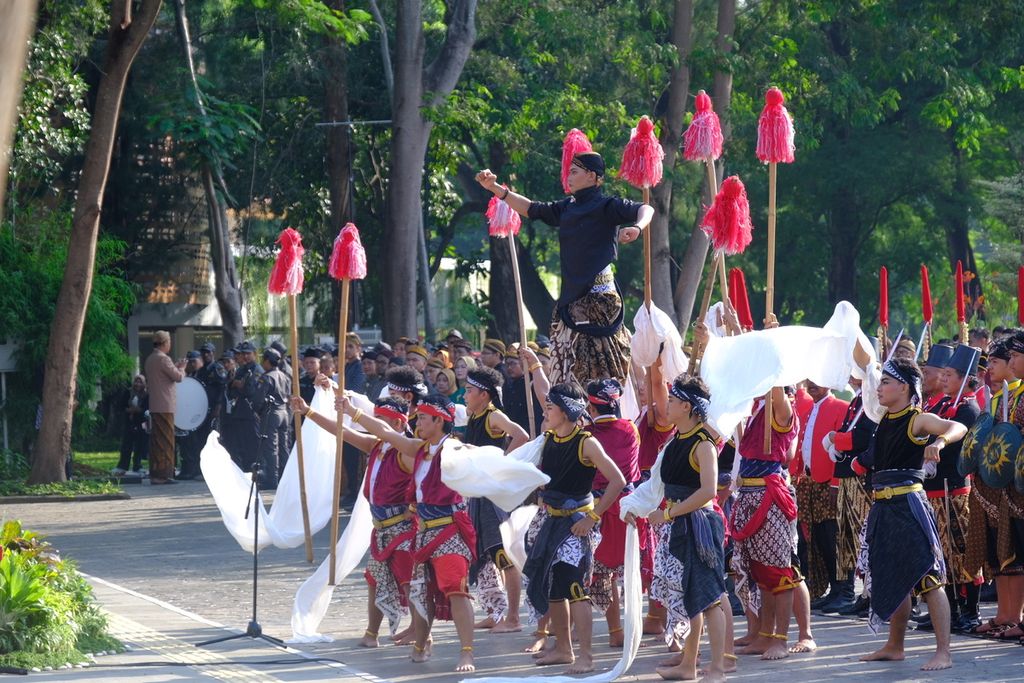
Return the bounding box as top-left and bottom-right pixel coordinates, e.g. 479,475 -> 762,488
144,330 -> 185,484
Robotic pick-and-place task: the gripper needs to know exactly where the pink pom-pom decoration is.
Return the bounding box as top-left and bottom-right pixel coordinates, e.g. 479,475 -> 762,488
267,227 -> 305,295
619,115 -> 664,189
486,192 -> 521,238
682,91 -> 723,161
756,87 -> 795,164
561,128 -> 593,194
701,175 -> 753,255
328,222 -> 367,281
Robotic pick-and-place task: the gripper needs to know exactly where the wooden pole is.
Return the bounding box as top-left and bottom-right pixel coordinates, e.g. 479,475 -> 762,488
507,236 -> 535,438
643,186 -> 654,426
329,278 -> 351,585
763,161 -> 777,454
289,294 -> 314,563
686,160 -> 722,375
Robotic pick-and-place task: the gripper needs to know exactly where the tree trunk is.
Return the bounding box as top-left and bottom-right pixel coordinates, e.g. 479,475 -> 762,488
944,143 -> 983,322
516,238 -> 556,337
173,0 -> 244,347
32,0 -> 163,484
325,0 -> 354,328
0,0 -> 38,218
381,0 -> 476,341
650,0 -> 694,323
487,236 -> 519,342
672,0 -> 735,329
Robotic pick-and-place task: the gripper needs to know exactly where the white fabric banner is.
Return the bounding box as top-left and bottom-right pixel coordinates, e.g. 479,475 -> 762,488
700,301 -> 875,437
439,440 -> 550,512
632,302 -> 688,382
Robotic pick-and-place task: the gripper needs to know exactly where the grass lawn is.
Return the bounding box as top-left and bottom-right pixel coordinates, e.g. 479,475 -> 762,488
74,449 -> 122,476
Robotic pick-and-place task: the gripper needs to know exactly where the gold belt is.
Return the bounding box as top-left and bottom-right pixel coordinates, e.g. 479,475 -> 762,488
545,502 -> 594,517
372,513 -> 408,530
421,515 -> 454,529
667,498 -> 713,510
739,477 -> 767,487
873,483 -> 923,500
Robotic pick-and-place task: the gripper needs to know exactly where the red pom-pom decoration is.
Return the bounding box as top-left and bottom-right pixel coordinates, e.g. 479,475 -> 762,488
486,191 -> 521,238
729,267 -> 754,330
756,87 -> 795,164
328,222 -> 367,281
561,128 -> 593,194
921,264 -> 932,324
879,266 -> 889,328
619,115 -> 664,189
683,90 -> 723,161
700,175 -> 753,255
267,227 -> 305,295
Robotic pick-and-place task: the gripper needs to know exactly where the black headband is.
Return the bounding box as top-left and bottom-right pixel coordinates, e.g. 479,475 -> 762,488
587,378 -> 622,406
572,152 -> 605,178
547,390 -> 587,422
669,382 -> 710,421
883,360 -> 921,402
1008,335 -> 1024,355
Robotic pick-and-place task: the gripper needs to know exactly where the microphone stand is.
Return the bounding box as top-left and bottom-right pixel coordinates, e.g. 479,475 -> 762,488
196,462 -> 285,648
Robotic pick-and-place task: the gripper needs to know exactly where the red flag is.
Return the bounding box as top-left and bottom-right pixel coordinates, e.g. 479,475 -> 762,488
921,264 -> 933,323
756,87 -> 795,164
682,90 -> 723,162
729,267 -> 754,330
1019,266 -> 1024,326
560,128 -> 592,194
879,266 -> 889,328
619,115 -> 664,189
328,222 -> 367,281
486,192 -> 521,238
955,260 -> 965,323
701,176 -> 753,255
267,227 -> 304,295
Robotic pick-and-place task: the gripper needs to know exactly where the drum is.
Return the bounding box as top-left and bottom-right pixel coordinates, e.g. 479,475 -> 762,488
1016,440 -> 1024,494
175,376 -> 209,433
979,421 -> 1020,488
959,412 -> 992,477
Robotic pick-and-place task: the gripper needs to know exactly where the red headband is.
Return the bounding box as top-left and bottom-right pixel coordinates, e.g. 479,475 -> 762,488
417,403 -> 454,422
374,405 -> 408,423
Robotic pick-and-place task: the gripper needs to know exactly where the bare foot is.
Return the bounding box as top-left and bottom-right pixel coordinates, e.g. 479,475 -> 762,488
700,657 -> 736,675
921,651 -> 952,671
738,635 -> 771,655
659,651 -> 684,667
455,650 -> 475,672
761,640 -> 790,661
524,631 -> 549,654
567,652 -> 594,674
656,663 -> 697,680
475,616 -> 496,629
410,645 -> 430,663
391,626 -> 412,644
492,618 -> 523,634
734,633 -> 755,647
860,645 -> 905,662
644,616 -> 667,635
609,628 -> 624,648
358,634 -> 379,648
789,637 -> 817,653
698,667 -> 727,683
535,648 -> 574,667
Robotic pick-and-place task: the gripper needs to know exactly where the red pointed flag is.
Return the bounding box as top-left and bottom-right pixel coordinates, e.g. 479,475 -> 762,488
879,266 -> 889,328
756,87 -> 795,164
619,115 -> 664,189
683,90 -> 723,162
486,192 -> 521,238
955,260 -> 965,323
921,264 -> 933,324
267,227 -> 305,295
560,128 -> 592,194
729,267 -> 754,330
1018,266 -> 1024,326
701,176 -> 753,255
328,222 -> 367,281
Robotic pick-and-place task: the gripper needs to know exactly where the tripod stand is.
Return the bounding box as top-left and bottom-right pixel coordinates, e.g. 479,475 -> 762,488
196,463 -> 285,648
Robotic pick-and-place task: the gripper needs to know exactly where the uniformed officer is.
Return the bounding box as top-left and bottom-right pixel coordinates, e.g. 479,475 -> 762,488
223,340 -> 263,471
299,346 -> 323,404
181,342 -> 229,480
254,347 -> 292,489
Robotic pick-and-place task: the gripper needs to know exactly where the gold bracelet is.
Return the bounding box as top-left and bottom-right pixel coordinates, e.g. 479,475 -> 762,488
663,507 -> 673,522
352,408 -> 363,422
529,363 -> 542,372
305,406 -> 316,419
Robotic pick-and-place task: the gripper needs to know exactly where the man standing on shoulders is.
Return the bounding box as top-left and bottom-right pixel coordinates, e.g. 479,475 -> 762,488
144,330 -> 185,485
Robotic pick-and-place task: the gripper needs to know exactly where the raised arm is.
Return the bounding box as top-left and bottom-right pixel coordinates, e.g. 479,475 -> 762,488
648,356 -> 670,427
488,409 -> 530,452
476,169 -> 533,216
519,346 -> 550,405
338,394 -> 422,459
289,396 -> 378,453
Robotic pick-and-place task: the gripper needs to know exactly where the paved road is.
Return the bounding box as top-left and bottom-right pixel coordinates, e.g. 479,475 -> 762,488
4,482 -> 1023,682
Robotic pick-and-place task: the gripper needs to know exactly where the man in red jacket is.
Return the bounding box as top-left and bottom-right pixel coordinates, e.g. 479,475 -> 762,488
794,380 -> 849,612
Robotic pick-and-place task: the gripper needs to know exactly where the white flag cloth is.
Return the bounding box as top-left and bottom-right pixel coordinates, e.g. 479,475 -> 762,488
632,302 -> 688,381
201,386 -> 373,551
700,301 -> 876,437
463,525 -> 643,683
288,492 -> 373,643
499,504 -> 539,572
439,440 -> 550,512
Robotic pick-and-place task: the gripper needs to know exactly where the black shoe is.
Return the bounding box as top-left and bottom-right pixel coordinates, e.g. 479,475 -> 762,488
177,472 -> 198,481
819,580 -> 855,614
916,615 -> 934,631
979,582 -> 997,603
956,614 -> 981,633
839,595 -> 869,616
811,590 -> 835,610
